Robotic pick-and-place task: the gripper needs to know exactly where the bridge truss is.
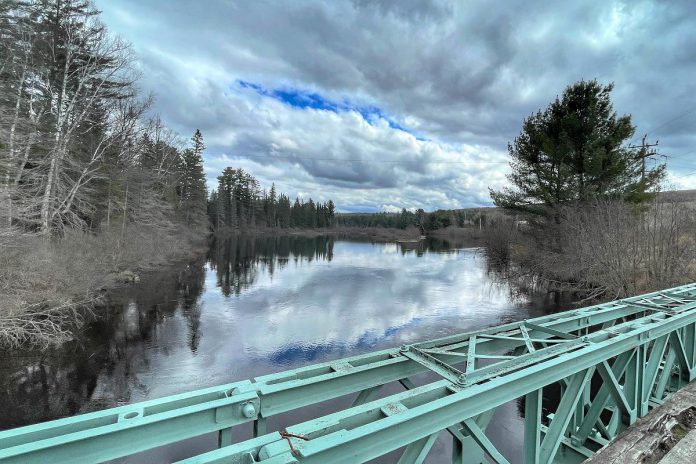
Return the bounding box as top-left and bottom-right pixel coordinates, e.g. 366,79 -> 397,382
3,283 -> 696,463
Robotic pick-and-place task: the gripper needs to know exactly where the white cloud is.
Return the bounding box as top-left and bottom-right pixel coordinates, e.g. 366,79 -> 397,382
96,0 -> 696,210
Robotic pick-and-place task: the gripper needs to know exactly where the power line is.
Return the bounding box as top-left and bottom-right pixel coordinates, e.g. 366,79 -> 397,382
673,169 -> 696,179
663,157 -> 695,167
666,150 -> 694,160
628,105 -> 696,146
658,151 -> 696,179
665,156 -> 696,179
644,107 -> 696,136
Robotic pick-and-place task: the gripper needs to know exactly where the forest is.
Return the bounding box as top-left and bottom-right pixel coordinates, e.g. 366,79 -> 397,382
336,208 -> 492,231
208,169 -> 336,231
0,0 -> 208,238
0,0 -> 209,346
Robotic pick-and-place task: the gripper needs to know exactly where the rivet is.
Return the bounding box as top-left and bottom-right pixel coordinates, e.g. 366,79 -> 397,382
241,402 -> 257,418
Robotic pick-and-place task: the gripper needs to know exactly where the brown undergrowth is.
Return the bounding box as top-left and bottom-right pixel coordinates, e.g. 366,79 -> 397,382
0,225 -> 206,348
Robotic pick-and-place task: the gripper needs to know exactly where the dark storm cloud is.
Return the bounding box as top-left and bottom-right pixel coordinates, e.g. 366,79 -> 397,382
96,0 -> 696,210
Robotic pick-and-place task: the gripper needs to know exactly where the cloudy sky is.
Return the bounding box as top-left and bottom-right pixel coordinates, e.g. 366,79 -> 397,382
96,0 -> 696,212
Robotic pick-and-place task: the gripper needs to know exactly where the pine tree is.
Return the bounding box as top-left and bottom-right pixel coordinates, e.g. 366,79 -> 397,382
490,80 -> 665,217
291,197 -> 301,227
327,200 -> 335,227
217,167 -> 236,228
268,183 -> 277,227
207,189 -> 219,227
206,165 -> 336,231
277,194 -> 291,228
179,130 -> 208,226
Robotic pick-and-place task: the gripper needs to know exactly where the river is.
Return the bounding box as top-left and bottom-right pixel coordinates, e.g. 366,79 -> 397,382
0,235 -> 567,463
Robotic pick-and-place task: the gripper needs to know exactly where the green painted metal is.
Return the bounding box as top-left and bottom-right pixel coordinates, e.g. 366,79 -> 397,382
3,284 -> 696,463
524,388 -> 542,464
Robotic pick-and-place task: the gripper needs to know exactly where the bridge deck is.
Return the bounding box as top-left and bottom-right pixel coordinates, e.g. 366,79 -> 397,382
3,284 -> 696,463
584,377 -> 696,463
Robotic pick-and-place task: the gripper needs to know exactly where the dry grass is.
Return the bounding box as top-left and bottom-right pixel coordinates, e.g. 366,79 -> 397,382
0,225 -> 206,348
508,198 -> 696,301
428,226 -> 486,241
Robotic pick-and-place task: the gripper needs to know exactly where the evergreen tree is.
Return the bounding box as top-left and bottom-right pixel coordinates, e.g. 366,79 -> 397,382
207,189 -> 219,227
327,200 -> 335,227
277,194 -> 291,228
267,183 -> 277,227
205,166 -> 336,232
306,198 -> 316,228
291,197 -> 301,227
490,80 -> 665,217
179,130 -> 208,225
217,167 -> 236,228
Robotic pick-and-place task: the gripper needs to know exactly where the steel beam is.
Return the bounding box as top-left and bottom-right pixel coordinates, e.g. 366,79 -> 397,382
181,299 -> 696,463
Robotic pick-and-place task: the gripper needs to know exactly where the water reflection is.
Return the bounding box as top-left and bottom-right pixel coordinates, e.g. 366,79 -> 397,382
0,235 -> 554,463
208,235 -> 335,296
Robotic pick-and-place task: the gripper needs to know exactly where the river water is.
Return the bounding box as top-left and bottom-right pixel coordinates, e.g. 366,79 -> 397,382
0,235 -> 566,463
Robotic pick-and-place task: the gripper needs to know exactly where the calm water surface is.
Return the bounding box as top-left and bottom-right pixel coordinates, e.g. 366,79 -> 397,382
0,235 -> 564,463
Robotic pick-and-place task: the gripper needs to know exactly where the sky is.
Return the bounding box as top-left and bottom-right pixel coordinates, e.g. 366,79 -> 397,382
96,0 -> 696,212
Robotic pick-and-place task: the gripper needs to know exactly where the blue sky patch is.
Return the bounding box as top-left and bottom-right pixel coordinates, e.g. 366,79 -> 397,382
238,80 -> 415,135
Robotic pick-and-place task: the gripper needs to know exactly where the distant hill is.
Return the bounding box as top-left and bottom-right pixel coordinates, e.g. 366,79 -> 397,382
657,189 -> 696,203
337,189 -> 696,217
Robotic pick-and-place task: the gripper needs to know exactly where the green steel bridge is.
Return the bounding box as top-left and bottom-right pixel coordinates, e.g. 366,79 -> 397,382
3,284 -> 696,463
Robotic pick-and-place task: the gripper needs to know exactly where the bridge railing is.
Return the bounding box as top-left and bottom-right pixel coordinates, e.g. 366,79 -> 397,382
2,283 -> 696,463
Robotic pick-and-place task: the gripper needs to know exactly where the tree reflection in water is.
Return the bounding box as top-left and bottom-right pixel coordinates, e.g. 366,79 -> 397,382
0,235 -> 338,429
208,235 -> 335,296
0,253 -> 204,429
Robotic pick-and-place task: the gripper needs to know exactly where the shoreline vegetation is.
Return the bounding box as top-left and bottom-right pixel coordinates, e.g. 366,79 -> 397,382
214,225 -> 483,242
224,226 -> 418,241
0,225 -> 207,348
483,195 -> 696,302
1,229 -> 202,349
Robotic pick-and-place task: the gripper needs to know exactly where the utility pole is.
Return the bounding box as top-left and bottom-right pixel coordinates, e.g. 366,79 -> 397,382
628,135 -> 659,181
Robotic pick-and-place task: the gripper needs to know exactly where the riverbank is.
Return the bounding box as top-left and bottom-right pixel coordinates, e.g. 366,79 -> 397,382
213,225 -> 494,243
213,226 -> 423,242
486,198 -> 696,301
0,225 -> 207,348
0,224 -> 483,349
426,226 -> 487,241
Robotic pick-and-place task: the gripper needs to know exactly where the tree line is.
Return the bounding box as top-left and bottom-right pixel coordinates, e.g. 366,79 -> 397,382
336,208 -> 493,232
207,168 -> 336,231
0,0 -> 208,238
